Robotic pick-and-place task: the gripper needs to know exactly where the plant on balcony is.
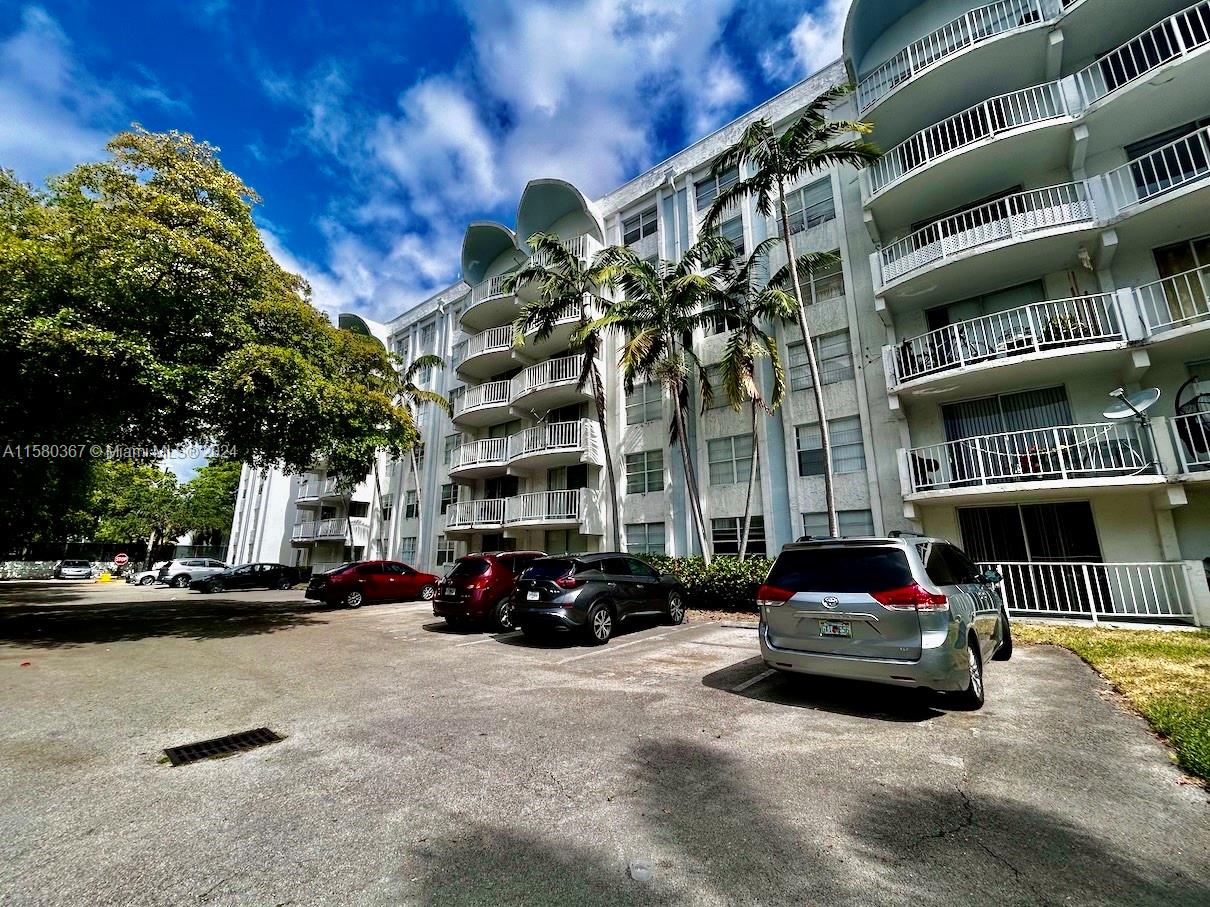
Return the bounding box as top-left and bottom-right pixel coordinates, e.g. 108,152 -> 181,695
702,84 -> 879,537
703,238 -> 799,559
502,233 -> 622,551
1040,312 -> 1093,345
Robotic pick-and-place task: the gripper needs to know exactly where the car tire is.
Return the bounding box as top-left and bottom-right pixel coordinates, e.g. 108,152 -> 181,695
493,596 -> 516,632
344,590 -> 364,609
992,609 -> 1013,661
953,635 -> 985,711
419,583 -> 436,602
584,602 -> 614,646
207,581 -> 223,594
171,575 -> 190,589
277,578 -> 293,590
139,575 -> 154,586
665,591 -> 685,625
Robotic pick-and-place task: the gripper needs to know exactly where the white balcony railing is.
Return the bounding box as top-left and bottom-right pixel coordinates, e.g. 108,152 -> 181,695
508,420 -> 591,460
470,272 -> 513,305
879,182 -> 1094,285
319,476 -> 340,496
857,0 -> 1048,112
869,81 -> 1068,194
528,234 -> 599,269
1173,411 -> 1210,471
1073,1 -> 1210,106
445,498 -> 507,530
985,561 -> 1195,621
511,354 -> 582,399
906,422 -> 1155,492
449,438 -> 509,472
453,380 -> 512,418
1136,265 -> 1210,334
889,293 -> 1121,385
297,476 -> 321,500
292,521 -> 317,541
454,325 -> 514,368
504,489 -> 582,525
316,518 -> 346,539
1101,124 -> 1210,215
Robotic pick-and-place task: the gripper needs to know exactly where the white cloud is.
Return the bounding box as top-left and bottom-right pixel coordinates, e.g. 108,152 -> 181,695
760,0 -> 850,83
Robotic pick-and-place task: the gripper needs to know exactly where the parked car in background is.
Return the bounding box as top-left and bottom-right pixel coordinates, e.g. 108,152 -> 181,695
512,553 -> 685,645
756,536 -> 1012,709
157,558 -> 228,589
127,561 -> 168,586
434,551 -> 545,630
305,560 -> 439,608
54,560 -> 93,580
191,563 -> 300,593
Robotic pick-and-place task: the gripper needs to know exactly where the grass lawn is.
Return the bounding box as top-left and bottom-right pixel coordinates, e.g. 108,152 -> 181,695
1016,623 -> 1210,783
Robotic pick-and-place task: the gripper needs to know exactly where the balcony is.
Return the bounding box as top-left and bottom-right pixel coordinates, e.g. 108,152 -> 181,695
452,380 -> 513,427
1173,412 -> 1210,474
460,272 -> 517,333
454,325 -> 517,380
986,560 -> 1197,622
510,354 -> 588,412
1136,265 -> 1210,338
507,420 -> 601,471
875,182 -> 1098,307
518,300 -> 587,359
903,421 -> 1162,503
865,82 -> 1073,229
291,520 -> 317,542
445,498 -> 507,532
296,476 -> 321,505
886,293 -> 1126,400
448,438 -> 509,480
504,489 -> 585,528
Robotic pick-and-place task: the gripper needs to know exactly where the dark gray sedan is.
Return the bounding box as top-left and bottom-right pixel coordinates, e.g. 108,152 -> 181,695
512,553 -> 685,645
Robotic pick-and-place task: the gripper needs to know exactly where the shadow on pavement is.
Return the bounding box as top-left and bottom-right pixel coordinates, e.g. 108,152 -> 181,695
702,656 -> 944,722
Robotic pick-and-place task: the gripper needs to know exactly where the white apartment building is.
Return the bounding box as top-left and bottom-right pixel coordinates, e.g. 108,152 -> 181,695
230,0 -> 1210,625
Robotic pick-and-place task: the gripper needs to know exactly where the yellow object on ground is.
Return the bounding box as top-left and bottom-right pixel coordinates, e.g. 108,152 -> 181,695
97,572 -> 111,583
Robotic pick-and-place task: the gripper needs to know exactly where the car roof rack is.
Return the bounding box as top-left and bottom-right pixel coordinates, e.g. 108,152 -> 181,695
887,529 -> 928,538
795,535 -> 836,542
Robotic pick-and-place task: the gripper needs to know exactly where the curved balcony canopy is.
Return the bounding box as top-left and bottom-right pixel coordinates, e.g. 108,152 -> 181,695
460,222 -> 526,332
337,313 -> 390,348
516,179 -> 606,250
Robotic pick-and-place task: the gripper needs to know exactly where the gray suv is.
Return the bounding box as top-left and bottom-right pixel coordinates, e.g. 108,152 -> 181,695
757,536 -> 1012,708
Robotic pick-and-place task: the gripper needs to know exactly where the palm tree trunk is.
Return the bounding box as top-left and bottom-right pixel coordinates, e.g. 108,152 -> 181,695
739,400 -> 759,560
672,390 -> 711,564
777,182 -> 838,538
590,366 -> 623,552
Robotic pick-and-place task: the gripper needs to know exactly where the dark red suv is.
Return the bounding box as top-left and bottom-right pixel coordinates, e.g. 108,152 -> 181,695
305,560 -> 439,609
434,551 -> 545,630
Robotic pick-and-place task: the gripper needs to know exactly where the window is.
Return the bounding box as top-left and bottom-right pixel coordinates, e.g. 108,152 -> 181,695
380,493 -> 394,523
348,501 -> 369,518
544,529 -> 589,555
399,537 -> 417,563
440,483 -> 458,515
448,386 -> 465,414
807,255 -> 844,304
626,522 -> 666,555
801,509 -> 874,538
711,516 -> 766,556
414,442 -> 425,473
623,206 -> 658,245
404,490 -> 418,519
708,434 -> 755,485
420,323 -> 435,350
626,383 -> 661,424
796,417 -> 866,476
785,177 -> 835,233
703,365 -> 729,408
694,163 -> 739,211
628,557 -> 659,579
788,330 -> 853,391
625,450 -> 664,494
435,536 -> 457,567
718,214 -> 745,256
443,433 -> 460,465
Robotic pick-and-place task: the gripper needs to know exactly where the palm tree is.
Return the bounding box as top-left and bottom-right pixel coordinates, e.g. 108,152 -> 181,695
394,353 -> 450,563
586,235 -> 735,564
501,233 -> 623,551
702,84 -> 879,537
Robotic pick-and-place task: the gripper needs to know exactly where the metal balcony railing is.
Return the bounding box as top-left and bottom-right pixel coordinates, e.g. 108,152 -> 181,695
1073,1 -> 1210,106
1136,265 -> 1210,334
292,521 -> 317,541
906,422 -> 1155,492
985,560 -> 1195,621
879,182 -> 1094,285
508,420 -> 592,460
445,498 -> 507,530
470,272 -> 513,305
889,293 -> 1121,385
869,81 -> 1068,193
1173,411 -> 1210,471
316,518 -> 346,539
454,325 -> 514,368
449,438 -> 509,472
528,234 -> 600,269
511,354 -> 582,399
1101,124 -> 1210,215
453,380 -> 512,418
504,489 -> 582,525
857,0 -> 1048,112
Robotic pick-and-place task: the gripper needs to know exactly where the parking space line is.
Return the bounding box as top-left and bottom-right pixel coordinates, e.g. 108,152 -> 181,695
455,631 -> 522,647
556,634 -> 669,664
730,669 -> 776,693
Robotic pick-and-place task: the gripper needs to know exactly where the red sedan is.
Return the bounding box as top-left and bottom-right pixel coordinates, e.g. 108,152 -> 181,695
305,560 -> 439,609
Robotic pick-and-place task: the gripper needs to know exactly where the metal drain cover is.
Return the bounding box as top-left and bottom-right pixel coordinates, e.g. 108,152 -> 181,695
164,727 -> 284,766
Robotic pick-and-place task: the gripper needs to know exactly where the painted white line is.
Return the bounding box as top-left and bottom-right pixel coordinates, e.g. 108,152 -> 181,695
731,669 -> 776,693
556,631 -> 676,664
455,631 -> 523,647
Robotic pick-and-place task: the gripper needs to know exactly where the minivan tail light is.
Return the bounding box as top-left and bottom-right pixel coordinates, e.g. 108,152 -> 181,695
555,575 -> 584,589
872,583 -> 949,611
757,584 -> 794,607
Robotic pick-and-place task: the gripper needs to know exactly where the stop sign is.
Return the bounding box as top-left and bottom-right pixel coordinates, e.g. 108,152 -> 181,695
114,553 -> 129,567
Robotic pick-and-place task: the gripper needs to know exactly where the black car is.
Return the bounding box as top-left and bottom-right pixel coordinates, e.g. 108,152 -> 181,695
512,553 -> 686,645
191,563 -> 300,593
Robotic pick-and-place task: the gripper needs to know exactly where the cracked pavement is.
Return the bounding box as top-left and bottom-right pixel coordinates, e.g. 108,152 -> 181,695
0,582 -> 1207,905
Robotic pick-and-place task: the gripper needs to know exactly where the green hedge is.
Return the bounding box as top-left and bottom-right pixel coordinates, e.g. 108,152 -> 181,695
645,555 -> 773,612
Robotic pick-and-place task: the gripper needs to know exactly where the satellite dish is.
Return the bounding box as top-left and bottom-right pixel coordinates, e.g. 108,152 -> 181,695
1103,387 -> 1160,422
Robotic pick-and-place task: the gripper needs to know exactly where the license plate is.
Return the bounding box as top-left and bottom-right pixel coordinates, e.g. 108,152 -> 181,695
526,590 -> 540,601
819,620 -> 851,638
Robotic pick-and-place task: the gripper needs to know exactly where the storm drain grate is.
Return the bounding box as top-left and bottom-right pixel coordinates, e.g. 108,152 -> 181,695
164,727 -> 284,766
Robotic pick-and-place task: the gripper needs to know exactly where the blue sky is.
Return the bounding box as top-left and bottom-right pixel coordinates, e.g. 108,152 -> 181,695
0,0 -> 850,326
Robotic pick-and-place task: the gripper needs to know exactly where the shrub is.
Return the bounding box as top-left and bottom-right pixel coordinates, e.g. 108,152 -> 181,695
645,555 -> 773,613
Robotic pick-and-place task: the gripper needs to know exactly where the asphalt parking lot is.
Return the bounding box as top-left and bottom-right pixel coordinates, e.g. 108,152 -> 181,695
1,582 -> 1207,906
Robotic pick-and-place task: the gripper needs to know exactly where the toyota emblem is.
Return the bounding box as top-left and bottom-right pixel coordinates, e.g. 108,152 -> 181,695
822,596 -> 840,609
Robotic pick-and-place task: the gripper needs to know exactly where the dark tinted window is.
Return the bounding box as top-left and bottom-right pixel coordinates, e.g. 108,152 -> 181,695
924,545 -> 958,585
63,560 -> 90,567
943,545 -> 979,583
627,558 -> 659,579
523,559 -> 576,580
356,563 -> 384,575
603,557 -> 632,576
448,559 -> 490,579
766,547 -> 914,593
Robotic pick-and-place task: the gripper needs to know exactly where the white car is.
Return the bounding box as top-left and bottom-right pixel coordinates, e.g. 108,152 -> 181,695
54,560 -> 93,580
157,558 -> 228,588
127,563 -> 167,586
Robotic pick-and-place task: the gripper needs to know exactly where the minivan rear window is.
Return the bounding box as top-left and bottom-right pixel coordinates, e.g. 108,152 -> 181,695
766,547 -> 914,593
448,559 -> 490,579
522,559 -> 576,580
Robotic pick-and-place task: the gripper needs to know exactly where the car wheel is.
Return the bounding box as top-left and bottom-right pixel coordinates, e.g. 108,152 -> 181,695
171,575 -> 190,589
493,596 -> 516,631
344,590 -> 364,609
139,575 -> 154,586
585,602 -> 614,646
665,592 -> 685,625
207,581 -> 223,594
419,583 -> 436,602
954,636 -> 985,710
992,609 -> 1013,661
277,578 -> 293,590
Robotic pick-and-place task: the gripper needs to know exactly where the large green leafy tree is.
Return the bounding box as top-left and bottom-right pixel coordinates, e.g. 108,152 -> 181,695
0,129 -> 416,553
175,459 -> 243,547
84,460 -> 181,553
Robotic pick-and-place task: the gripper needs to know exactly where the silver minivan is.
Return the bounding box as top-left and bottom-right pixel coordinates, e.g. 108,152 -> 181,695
757,536 -> 1012,708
